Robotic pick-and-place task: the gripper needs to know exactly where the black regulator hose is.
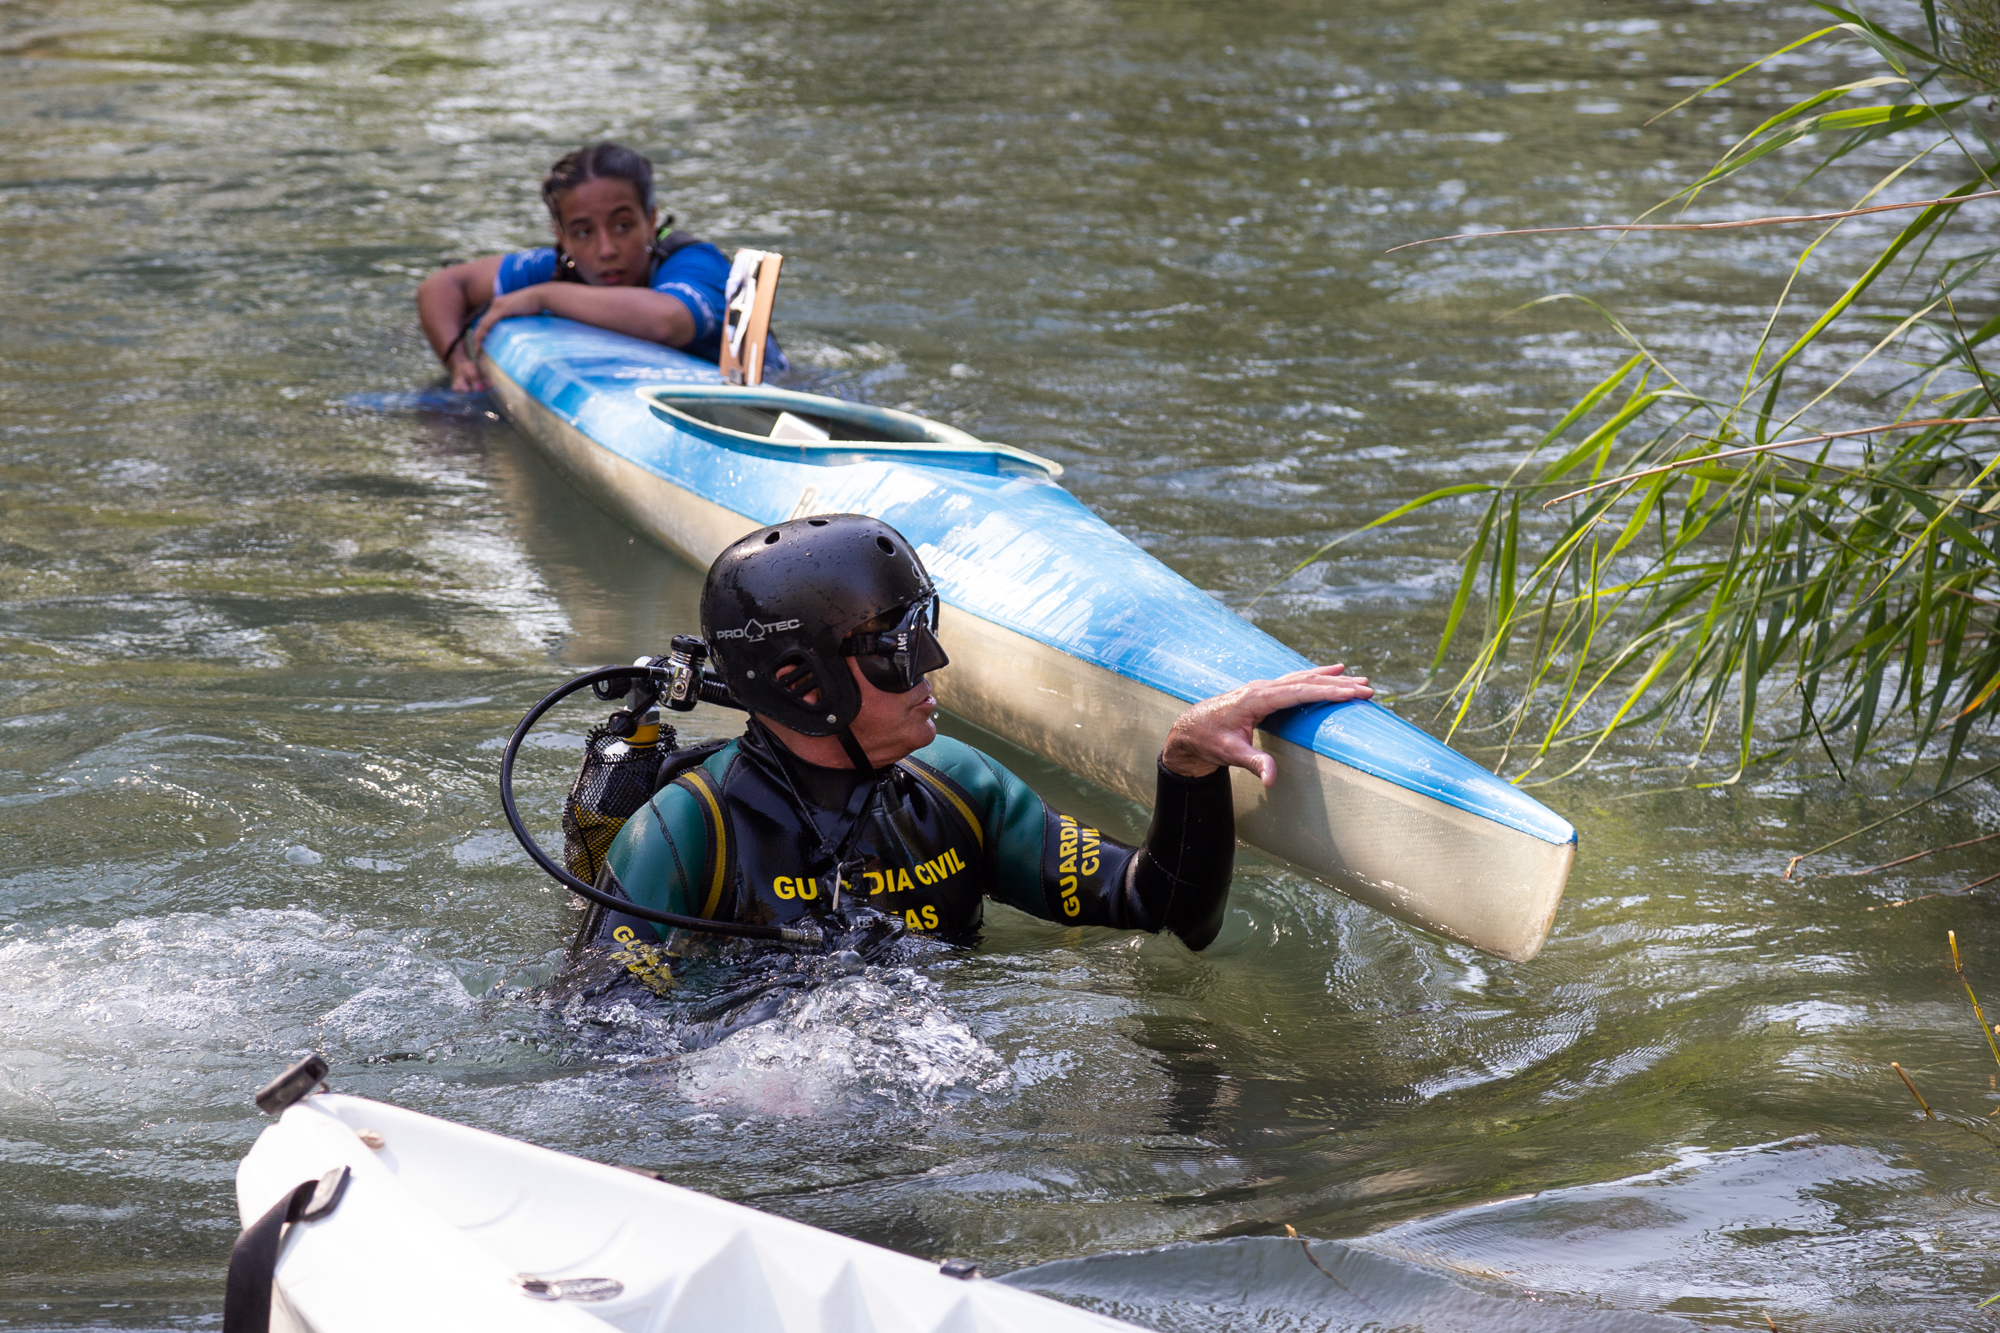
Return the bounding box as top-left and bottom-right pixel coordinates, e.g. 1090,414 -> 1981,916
499,665 -> 820,945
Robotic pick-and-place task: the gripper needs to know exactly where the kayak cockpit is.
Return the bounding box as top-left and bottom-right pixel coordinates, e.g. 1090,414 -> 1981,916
637,384 -> 1062,479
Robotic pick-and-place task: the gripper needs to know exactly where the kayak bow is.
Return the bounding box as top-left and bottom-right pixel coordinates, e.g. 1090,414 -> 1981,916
480,317 -> 1575,961
236,1089 -> 1144,1333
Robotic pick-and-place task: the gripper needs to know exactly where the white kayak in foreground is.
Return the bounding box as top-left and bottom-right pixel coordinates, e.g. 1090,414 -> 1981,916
236,1088 -> 1143,1333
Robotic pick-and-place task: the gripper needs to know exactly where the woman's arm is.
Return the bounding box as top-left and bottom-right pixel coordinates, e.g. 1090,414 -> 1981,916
415,256 -> 502,392
465,284 -> 697,365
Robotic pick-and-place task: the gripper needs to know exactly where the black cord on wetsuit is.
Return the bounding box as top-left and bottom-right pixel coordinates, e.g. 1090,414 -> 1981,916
746,718 -> 880,914
499,666 -> 822,944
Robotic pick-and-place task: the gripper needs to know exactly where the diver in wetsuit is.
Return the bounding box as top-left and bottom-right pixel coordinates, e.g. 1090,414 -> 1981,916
580,514 -> 1373,967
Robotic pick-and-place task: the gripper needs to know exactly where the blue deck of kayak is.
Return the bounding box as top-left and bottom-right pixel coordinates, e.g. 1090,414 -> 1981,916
487,317 -> 1575,848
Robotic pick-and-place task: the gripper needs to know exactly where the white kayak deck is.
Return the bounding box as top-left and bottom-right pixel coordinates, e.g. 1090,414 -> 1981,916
238,1092 -> 1143,1333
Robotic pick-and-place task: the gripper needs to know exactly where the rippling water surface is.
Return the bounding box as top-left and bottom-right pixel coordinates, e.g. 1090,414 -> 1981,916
6,0 -> 2000,1329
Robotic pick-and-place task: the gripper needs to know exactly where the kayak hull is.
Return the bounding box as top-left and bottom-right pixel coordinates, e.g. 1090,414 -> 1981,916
933,599 -> 1574,961
237,1092 -> 1143,1333
480,319 -> 1575,961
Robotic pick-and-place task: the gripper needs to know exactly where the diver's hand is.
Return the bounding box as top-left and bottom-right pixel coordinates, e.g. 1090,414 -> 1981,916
1162,664 -> 1373,787
465,286 -> 548,363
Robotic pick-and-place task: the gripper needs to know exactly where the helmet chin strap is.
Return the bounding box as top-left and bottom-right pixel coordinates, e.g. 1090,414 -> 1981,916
835,727 -> 874,773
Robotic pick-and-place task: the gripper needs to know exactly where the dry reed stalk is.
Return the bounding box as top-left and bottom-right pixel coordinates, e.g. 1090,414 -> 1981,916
1854,830 -> 2000,875
1892,1062 -> 1936,1118
1547,418 -> 2000,508
1784,764 -> 2000,879
1948,931 -> 2000,1075
1283,1224 -> 1383,1318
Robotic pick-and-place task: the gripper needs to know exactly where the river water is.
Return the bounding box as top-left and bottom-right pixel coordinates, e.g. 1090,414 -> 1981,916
5,0 -> 1999,1328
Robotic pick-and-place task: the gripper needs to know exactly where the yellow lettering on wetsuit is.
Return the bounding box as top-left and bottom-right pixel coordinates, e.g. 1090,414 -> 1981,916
1056,815 -> 1097,918
772,876 -> 819,901
904,905 -> 941,931
909,847 -> 966,888
863,849 -> 966,897
608,924 -> 676,994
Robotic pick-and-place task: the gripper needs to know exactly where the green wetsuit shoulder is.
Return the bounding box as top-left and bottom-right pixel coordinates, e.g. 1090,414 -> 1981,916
906,734 -> 1049,918
602,740 -> 737,930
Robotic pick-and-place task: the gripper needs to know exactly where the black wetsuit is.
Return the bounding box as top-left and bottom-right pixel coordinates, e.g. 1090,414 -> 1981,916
587,722 -> 1234,974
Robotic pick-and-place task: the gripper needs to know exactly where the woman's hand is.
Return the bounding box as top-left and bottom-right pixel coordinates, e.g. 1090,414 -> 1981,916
465,286 -> 548,363
415,255 -> 501,389
445,347 -> 486,393
1162,664 -> 1374,786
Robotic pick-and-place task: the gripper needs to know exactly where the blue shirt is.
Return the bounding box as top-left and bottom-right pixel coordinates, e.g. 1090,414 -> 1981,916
494,242 -> 783,372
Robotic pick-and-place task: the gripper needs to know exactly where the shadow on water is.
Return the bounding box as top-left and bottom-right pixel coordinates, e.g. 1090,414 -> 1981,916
1132,1011 -> 1415,1148
486,422 -> 709,668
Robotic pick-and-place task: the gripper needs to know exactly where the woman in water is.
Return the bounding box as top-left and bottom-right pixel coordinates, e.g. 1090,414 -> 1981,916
417,142 -> 768,393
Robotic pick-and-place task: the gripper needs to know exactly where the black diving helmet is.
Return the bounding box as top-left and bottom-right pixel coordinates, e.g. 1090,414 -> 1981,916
700,513 -> 950,737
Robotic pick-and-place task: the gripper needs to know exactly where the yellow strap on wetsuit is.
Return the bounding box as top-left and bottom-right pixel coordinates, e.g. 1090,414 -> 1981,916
901,758 -> 985,851
675,766 -> 731,919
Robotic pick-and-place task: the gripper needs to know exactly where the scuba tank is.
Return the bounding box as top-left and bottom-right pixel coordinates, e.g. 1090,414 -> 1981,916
562,676 -> 674,885
499,637 -> 821,945
500,633 -> 910,998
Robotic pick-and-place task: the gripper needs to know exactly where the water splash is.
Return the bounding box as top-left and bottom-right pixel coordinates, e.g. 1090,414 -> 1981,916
0,909 -> 550,1133
674,968 -> 1010,1116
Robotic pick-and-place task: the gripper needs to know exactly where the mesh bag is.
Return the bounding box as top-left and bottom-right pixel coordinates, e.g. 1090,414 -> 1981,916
561,721 -> 677,883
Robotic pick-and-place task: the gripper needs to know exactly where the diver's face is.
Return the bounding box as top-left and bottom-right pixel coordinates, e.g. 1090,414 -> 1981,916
549,177 -> 656,287
844,657 -> 939,766
761,653 -> 940,770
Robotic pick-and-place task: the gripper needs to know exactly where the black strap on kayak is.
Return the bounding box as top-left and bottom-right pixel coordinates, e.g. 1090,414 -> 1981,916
223,1166 -> 350,1333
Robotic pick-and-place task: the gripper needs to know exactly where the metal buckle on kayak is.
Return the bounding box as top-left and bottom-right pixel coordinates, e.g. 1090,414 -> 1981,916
299,1165 -> 350,1222
513,1275 -> 625,1302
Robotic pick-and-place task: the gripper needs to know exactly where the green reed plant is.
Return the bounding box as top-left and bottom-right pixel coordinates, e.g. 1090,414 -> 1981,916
1298,0 -> 2000,786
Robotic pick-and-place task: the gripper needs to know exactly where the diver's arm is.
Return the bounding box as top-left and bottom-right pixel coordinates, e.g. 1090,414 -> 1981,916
1118,760 -> 1235,948
415,255 -> 502,392
1102,664 -> 1372,948
466,283 -> 697,361
1007,769 -> 1234,950
920,738 -> 1234,950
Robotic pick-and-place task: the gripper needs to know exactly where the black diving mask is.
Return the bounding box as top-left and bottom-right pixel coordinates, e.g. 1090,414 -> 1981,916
843,596 -> 949,694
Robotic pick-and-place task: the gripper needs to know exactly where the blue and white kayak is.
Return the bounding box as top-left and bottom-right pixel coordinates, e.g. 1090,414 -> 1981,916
480,318 -> 1576,961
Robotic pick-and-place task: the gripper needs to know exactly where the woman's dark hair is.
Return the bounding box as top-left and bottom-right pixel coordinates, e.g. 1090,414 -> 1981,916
541,142 -> 655,219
